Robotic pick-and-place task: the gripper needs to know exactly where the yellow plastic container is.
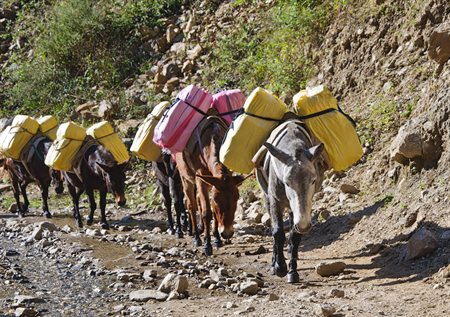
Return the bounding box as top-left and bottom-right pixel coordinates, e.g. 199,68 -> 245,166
0,115 -> 39,159
293,85 -> 363,171
45,122 -> 86,171
37,115 -> 58,140
86,121 -> 129,164
219,88 -> 288,174
131,101 -> 170,161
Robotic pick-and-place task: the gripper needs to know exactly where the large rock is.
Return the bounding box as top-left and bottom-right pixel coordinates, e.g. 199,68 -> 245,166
162,63 -> 181,79
187,44 -> 203,60
315,261 -> 346,277
129,290 -> 168,302
407,227 -> 438,260
239,281 -> 259,295
390,119 -> 423,164
158,273 -> 189,294
15,308 -> 37,317
14,295 -> 45,304
428,25 -> 450,65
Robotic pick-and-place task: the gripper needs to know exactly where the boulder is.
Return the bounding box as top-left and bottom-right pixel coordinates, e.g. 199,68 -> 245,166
170,42 -> 186,55
158,273 -> 189,294
390,119 -> 423,164
187,44 -> 203,60
261,213 -> 271,227
428,25 -> 450,65
162,63 -> 181,79
315,304 -> 336,317
15,308 -> 37,317
407,227 -> 438,260
315,261 -> 346,277
239,281 -> 259,295
129,289 -> 168,302
339,183 -> 359,194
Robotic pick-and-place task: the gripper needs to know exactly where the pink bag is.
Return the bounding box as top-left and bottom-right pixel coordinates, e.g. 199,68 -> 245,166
153,85 -> 213,154
212,90 -> 246,125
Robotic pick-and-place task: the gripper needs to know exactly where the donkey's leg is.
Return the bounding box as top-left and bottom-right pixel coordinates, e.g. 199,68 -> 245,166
269,197 -> 287,277
196,179 -> 213,256
39,180 -> 51,218
182,179 -> 201,246
287,212 -> 301,283
19,182 -> 30,214
99,189 -> 109,229
160,180 -> 175,235
85,188 -> 97,226
170,172 -> 185,239
212,214 -> 223,248
10,175 -> 23,217
68,184 -> 83,228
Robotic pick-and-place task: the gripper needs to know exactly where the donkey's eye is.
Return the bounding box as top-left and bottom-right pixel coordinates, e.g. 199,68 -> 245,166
311,179 -> 316,184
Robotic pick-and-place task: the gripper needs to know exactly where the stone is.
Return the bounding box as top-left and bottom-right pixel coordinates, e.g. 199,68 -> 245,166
329,289 -> 345,298
390,120 -> 423,164
224,301 -> 238,308
170,42 -> 186,54
182,60 -> 194,74
39,221 -> 58,232
8,202 -> 20,213
143,269 -> 157,281
209,270 -> 220,282
315,261 -> 346,277
14,295 -> 45,304
247,208 -> 262,224
267,293 -> 279,301
339,183 -> 359,194
428,26 -> 450,65
0,8 -> 17,21
15,308 -> 37,317
315,303 -> 336,317
239,281 -> 259,295
85,229 -> 102,237
98,100 -> 113,119
129,289 -> 168,302
166,25 -> 177,44
407,228 -> 438,260
158,274 -> 189,294
187,44 -> 203,60
261,213 -> 271,226
0,184 -> 11,193
162,62 -> 181,79
28,227 -> 44,242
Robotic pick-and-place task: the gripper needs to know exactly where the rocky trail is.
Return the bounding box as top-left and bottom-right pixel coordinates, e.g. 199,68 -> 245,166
0,182 -> 449,317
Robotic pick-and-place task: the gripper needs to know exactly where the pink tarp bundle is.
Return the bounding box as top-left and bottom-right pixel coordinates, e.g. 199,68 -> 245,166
153,85 -> 213,154
212,90 -> 246,125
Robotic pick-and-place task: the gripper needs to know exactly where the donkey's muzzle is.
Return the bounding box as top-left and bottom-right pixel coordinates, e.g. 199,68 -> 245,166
116,196 -> 126,207
220,226 -> 234,239
294,222 -> 312,234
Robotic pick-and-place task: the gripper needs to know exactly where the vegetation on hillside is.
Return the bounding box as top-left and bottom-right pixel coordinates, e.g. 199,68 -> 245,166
1,0 -> 186,117
1,0 -> 346,118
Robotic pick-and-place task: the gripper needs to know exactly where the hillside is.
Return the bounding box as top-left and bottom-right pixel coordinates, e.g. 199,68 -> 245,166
0,0 -> 449,316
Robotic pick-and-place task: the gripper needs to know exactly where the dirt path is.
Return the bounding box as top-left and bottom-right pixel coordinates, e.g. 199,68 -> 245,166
1,197 -> 449,317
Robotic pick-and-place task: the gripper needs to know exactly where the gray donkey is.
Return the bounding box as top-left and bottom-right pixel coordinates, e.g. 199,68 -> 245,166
255,119 -> 327,283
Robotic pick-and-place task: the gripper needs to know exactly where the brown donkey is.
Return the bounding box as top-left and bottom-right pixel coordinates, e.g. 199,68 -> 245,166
176,116 -> 245,256
63,137 -> 127,229
0,136 -> 65,218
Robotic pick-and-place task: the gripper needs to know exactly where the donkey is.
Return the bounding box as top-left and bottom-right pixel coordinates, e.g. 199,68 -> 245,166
153,152 -> 189,238
176,116 -> 245,256
63,138 -> 127,229
255,119 -> 327,283
0,136 -> 64,218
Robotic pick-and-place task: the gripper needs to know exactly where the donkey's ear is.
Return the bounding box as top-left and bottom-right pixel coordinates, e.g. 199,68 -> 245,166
196,174 -> 222,188
264,142 -> 293,165
233,174 -> 251,186
305,143 -> 324,161
96,162 -> 113,173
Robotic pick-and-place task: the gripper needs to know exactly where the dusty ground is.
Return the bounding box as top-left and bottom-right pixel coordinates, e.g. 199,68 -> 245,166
0,180 -> 449,317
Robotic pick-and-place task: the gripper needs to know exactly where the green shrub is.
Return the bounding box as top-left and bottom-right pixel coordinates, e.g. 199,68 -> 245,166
205,0 -> 347,100
3,0 -> 185,118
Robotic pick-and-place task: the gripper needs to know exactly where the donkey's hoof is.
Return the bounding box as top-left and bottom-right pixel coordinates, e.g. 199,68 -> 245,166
86,217 -> 94,226
203,244 -> 213,256
214,239 -> 223,248
198,224 -> 204,234
175,230 -> 184,239
101,222 -> 110,230
18,213 -> 25,219
287,271 -> 300,283
168,227 -> 175,235
76,220 -> 83,228
273,262 -> 288,277
193,237 -> 202,247
43,212 -> 52,219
